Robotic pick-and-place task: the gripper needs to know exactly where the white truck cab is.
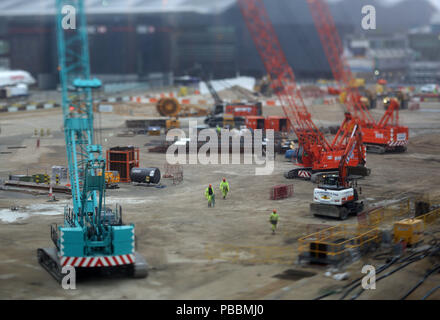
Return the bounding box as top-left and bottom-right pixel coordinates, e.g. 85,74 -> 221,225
310,174 -> 363,220
313,186 -> 355,206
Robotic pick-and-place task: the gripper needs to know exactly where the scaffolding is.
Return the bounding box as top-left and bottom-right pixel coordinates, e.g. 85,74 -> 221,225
298,193 -> 440,266
416,208 -> 440,229
298,225 -> 381,265
357,198 -> 411,228
357,193 -> 440,229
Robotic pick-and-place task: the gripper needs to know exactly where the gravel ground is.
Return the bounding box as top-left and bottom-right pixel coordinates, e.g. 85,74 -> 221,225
1,100 -> 440,299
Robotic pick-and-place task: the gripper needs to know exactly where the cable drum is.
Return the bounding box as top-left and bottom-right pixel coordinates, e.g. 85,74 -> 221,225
156,98 -> 181,117
130,167 -> 161,184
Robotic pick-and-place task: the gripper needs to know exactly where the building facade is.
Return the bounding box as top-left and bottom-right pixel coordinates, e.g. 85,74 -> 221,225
0,0 -> 355,88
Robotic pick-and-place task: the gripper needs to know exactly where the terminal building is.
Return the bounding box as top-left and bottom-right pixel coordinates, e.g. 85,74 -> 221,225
0,0 -> 350,88
0,0 -> 437,87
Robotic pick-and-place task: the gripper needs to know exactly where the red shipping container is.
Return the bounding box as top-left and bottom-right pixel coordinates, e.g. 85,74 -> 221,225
265,116 -> 289,132
245,116 -> 265,130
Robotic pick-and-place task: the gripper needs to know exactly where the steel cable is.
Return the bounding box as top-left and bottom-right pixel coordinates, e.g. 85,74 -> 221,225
401,265 -> 440,300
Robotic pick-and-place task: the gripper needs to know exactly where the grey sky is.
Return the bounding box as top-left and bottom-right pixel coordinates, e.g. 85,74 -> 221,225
383,0 -> 440,8
329,0 -> 440,10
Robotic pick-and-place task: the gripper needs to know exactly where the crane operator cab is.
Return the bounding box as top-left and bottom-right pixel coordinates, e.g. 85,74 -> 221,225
310,174 -> 364,220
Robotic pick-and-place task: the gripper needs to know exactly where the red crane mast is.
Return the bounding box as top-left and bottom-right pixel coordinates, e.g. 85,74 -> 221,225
237,0 -> 367,179
307,0 -> 409,153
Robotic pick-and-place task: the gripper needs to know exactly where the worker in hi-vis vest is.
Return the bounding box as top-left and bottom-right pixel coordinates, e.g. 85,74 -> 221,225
205,184 -> 215,207
220,178 -> 230,199
269,209 -> 279,234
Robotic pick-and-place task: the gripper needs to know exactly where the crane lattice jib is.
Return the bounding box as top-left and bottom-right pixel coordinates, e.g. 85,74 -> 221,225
307,0 -> 375,125
56,0 -> 105,230
338,121 -> 364,186
238,0 -> 331,150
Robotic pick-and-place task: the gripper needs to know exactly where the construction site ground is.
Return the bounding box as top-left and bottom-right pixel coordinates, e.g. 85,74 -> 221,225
1,99 -> 440,299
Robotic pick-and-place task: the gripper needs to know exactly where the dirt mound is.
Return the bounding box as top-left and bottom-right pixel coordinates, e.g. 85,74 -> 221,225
217,85 -> 257,101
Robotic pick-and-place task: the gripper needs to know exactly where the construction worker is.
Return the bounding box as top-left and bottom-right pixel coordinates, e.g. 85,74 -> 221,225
216,124 -> 222,135
205,184 -> 215,207
269,209 -> 279,234
220,178 -> 229,199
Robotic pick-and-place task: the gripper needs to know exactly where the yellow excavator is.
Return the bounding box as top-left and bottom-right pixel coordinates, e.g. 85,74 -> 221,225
254,75 -> 273,97
339,78 -> 377,110
105,170 -> 120,189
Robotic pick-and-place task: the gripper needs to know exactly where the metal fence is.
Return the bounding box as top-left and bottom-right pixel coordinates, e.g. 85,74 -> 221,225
298,224 -> 381,265
357,198 -> 411,228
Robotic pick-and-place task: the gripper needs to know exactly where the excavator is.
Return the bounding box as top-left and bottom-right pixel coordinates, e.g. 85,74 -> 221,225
181,63 -> 262,128
157,64 -> 261,129
340,82 -> 377,110
254,74 -> 273,97
37,0 -> 147,282
310,118 -> 365,220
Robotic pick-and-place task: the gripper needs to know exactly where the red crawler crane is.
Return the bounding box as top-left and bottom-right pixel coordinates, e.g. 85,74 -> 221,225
307,0 -> 409,154
237,0 -> 369,180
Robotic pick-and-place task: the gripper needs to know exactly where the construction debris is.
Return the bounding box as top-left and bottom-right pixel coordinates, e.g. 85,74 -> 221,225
3,180 -> 71,194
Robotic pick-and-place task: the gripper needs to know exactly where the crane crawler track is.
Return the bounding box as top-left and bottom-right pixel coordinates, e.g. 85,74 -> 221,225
37,248 -> 63,283
285,168 -> 313,180
37,248 -> 148,283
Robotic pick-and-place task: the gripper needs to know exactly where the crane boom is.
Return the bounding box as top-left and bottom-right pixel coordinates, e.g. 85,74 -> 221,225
238,0 -> 330,150
56,0 -> 104,221
37,0 -> 147,281
238,0 -> 368,179
307,0 -> 409,153
338,121 -> 365,186
306,0 -> 374,125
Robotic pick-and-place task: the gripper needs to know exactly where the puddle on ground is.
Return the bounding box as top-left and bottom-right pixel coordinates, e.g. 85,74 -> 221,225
0,202 -> 66,223
0,196 -> 157,223
0,274 -> 16,280
273,269 -> 317,281
105,197 -> 155,205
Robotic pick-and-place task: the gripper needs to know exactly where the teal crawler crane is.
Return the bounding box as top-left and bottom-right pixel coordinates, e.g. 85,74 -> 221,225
37,0 -> 147,281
